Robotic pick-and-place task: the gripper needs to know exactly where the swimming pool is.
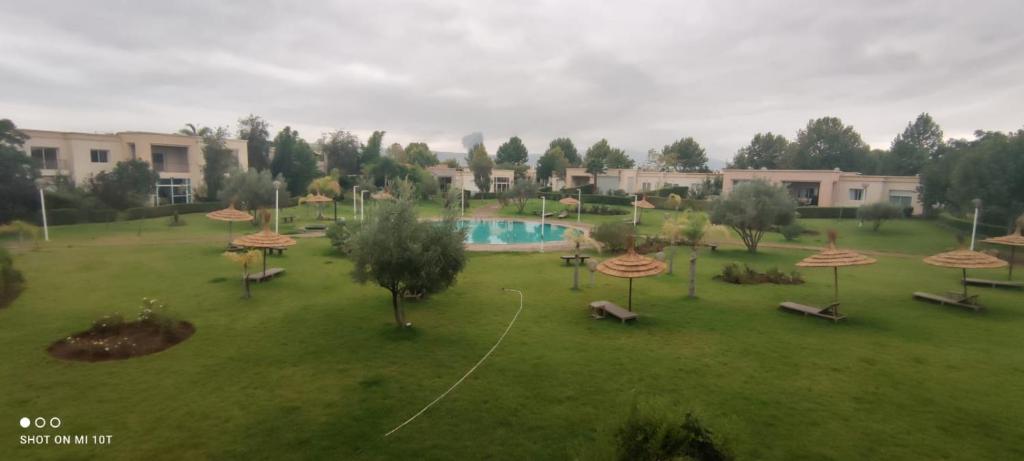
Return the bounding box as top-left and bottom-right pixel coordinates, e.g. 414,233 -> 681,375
455,219 -> 570,244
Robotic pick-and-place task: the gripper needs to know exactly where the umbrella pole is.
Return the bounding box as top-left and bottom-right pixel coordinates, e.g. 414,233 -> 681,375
962,268 -> 968,299
628,278 -> 633,311
1010,247 -> 1016,281
228,221 -> 233,245
263,247 -> 268,279
833,266 -> 839,304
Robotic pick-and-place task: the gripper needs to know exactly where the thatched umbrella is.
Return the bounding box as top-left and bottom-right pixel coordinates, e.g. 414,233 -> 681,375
232,221 -> 297,277
560,196 -> 581,222
981,227 -> 1024,280
795,231 -> 876,314
631,197 -> 655,225
303,193 -> 333,220
206,204 -> 254,245
371,191 -> 395,201
923,248 -> 1007,300
596,242 -> 666,311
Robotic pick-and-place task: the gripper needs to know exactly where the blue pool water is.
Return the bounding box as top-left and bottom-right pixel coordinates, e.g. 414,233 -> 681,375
455,219 -> 569,244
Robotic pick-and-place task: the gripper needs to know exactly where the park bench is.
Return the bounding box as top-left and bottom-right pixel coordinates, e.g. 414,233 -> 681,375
912,292 -> 983,312
778,301 -> 846,323
963,278 -> 1022,289
247,268 -> 285,283
556,210 -> 568,219
560,255 -> 590,266
282,216 -> 295,224
304,224 -> 328,231
589,300 -> 637,324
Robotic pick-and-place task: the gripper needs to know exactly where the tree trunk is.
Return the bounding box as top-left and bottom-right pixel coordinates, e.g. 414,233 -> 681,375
242,268 -> 250,299
688,245 -> 698,298
391,291 -> 407,327
667,246 -> 676,275
572,258 -> 580,290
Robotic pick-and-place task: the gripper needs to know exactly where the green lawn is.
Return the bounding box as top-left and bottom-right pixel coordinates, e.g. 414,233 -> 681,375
1,205 -> 1022,460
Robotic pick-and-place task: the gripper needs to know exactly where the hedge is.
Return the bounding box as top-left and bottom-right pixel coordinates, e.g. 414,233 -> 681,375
794,207 -> 860,219
121,202 -> 224,220
42,208 -> 119,226
650,186 -> 689,198
936,213 -> 1008,237
540,192 -> 634,207
646,196 -> 710,211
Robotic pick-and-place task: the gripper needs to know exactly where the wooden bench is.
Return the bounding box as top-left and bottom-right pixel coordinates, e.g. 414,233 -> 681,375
537,211 -> 554,218
556,210 -> 568,219
912,292 -> 983,312
282,216 -> 295,223
268,247 -> 286,256
304,224 -> 328,231
247,268 -> 285,283
561,255 -> 590,266
963,278 -> 1023,289
779,301 -> 846,323
589,300 -> 638,324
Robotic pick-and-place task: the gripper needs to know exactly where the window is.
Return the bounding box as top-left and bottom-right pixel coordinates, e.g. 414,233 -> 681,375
494,177 -> 510,193
889,191 -> 913,208
157,178 -> 192,204
30,147 -> 59,169
90,149 -> 109,163
641,182 -> 652,192
849,188 -> 864,201
128,143 -> 136,159
152,152 -> 165,171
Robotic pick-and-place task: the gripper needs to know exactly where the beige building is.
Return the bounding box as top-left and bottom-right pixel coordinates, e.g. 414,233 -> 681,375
721,168 -> 923,215
21,129 -> 248,204
427,166 -> 517,193
557,167 -> 718,195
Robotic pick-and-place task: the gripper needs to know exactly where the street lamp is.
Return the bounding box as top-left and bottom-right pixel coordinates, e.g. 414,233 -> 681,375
970,198 -> 982,250
272,180 -> 281,233
540,196 -> 546,253
577,188 -> 582,223
35,178 -> 49,241
632,194 -> 639,227
459,172 -> 465,219
360,190 -> 369,221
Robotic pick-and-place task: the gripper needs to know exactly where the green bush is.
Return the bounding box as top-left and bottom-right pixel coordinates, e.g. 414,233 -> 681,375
591,222 -> 633,252
779,222 -> 804,241
651,185 -> 690,197
583,205 -> 628,216
615,407 -> 732,461
0,248 -> 25,308
857,202 -> 904,231
121,202 -> 223,220
936,213 -> 1008,237
326,220 -> 362,255
714,263 -> 804,285
646,196 -> 711,211
795,206 -> 860,219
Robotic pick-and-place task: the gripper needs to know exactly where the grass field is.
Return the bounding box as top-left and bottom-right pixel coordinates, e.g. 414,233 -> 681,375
1,200 -> 1022,460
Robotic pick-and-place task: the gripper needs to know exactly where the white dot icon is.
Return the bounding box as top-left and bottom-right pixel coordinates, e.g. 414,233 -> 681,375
19,417 -> 30,428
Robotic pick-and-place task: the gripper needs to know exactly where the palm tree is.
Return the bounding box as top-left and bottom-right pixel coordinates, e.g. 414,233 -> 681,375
563,229 -> 602,290
223,250 -> 263,299
178,123 -> 212,138
663,210 -> 727,298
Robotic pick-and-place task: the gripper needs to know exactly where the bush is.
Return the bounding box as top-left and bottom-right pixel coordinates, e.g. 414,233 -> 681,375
591,222 -> 633,252
714,263 -> 804,285
121,202 -> 223,220
779,222 -> 804,241
651,185 -> 690,197
856,202 -> 904,231
795,206 -> 859,219
936,212 -> 1008,237
583,204 -> 628,216
646,196 -> 711,211
326,219 -> 362,255
0,248 -> 25,308
616,407 -> 732,461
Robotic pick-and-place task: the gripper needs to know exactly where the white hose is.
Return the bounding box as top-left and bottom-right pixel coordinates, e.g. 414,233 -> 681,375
384,288 -> 525,437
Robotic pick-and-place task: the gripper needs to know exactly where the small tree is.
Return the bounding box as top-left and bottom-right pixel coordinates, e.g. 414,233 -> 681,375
663,211 -> 725,298
350,200 -> 467,327
507,180 -> 540,214
222,250 -> 263,299
219,168 -> 289,217
857,201 -> 903,231
466,144 -> 493,193
709,179 -> 795,253
563,230 -> 602,290
88,159 -> 160,209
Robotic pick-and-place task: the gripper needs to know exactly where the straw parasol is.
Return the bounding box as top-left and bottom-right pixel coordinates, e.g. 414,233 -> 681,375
206,203 -> 254,244
795,231 -> 876,313
559,197 -> 579,206
981,226 -> 1024,280
923,245 -> 1007,300
303,193 -> 333,219
596,239 -> 666,311
371,191 -> 395,201
232,212 -> 297,276
631,198 -> 655,209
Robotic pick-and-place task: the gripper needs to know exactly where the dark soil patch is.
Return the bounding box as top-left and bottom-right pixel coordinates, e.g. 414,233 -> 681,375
48,320 -> 195,362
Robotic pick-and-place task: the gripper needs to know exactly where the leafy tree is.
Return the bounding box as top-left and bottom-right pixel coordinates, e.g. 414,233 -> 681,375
549,137 -> 581,166
441,158 -> 459,168
605,148 -> 636,169
237,114 -> 272,171
364,156 -> 408,187
270,127 -> 320,197
857,201 -> 903,231
308,175 -> 342,198
710,179 -> 796,253
886,113 -> 943,175
786,117 -> 870,171
466,143 -> 493,193
730,132 -> 789,169
218,168 -> 289,213
658,137 -> 709,172
362,130 -> 386,166
584,146 -> 607,188
222,250 -> 263,299
319,130 -> 362,180
505,179 -> 540,213
88,159 -> 160,209
197,126 -> 236,201
496,136 -> 529,165
386,143 -> 406,163
0,119 -> 38,224
350,200 -> 467,327
497,162 -> 530,181
408,166 -> 439,199
936,130 -> 1024,227
536,146 -> 569,183
405,142 -> 439,167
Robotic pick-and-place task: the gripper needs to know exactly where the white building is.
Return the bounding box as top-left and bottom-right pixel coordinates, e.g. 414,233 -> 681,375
555,167 -> 719,195
427,166 -> 517,193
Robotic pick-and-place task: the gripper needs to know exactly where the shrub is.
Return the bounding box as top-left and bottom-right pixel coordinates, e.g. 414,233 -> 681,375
591,222 -> 633,252
0,248 -> 25,308
857,202 -> 904,231
326,219 -> 362,255
779,222 -> 804,241
615,407 -> 732,461
583,204 -> 628,216
795,206 -> 859,219
121,202 -> 223,221
714,263 -> 804,285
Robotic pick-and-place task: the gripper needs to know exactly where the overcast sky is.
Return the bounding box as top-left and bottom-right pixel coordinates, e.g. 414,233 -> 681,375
2,0 -> 1023,164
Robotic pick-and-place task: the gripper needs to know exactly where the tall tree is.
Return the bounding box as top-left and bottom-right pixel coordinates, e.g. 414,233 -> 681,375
605,148 -> 635,169
466,144 -> 494,193
199,126 -> 236,201
351,200 -> 467,327
386,143 -> 406,163
658,137 -> 709,172
710,179 -> 796,253
583,139 -> 612,187
549,137 -> 581,166
536,146 -> 569,184
362,130 -> 386,166
0,119 -> 38,224
887,113 -> 943,175
730,132 -> 789,169
88,159 -> 160,209
404,142 -> 439,167
237,114 -> 272,171
219,168 -> 289,212
178,123 -> 212,138
496,136 -> 529,165
319,130 -> 362,180
270,127 -> 320,197
786,117 -> 870,171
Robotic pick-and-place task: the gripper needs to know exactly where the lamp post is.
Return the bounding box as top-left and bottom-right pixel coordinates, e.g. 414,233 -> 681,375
577,188 -> 582,223
459,172 -> 465,219
272,180 -> 281,233
35,178 -> 49,241
632,194 -> 639,227
361,190 -> 369,221
540,196 -> 546,253
970,198 -> 982,251
352,186 -> 359,219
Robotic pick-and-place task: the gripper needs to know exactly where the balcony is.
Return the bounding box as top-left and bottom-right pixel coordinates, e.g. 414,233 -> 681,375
151,145 -> 190,173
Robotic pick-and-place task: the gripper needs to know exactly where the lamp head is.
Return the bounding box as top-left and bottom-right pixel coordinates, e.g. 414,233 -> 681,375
972,198 -> 982,209
272,180 -> 281,190
34,178 -> 46,189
